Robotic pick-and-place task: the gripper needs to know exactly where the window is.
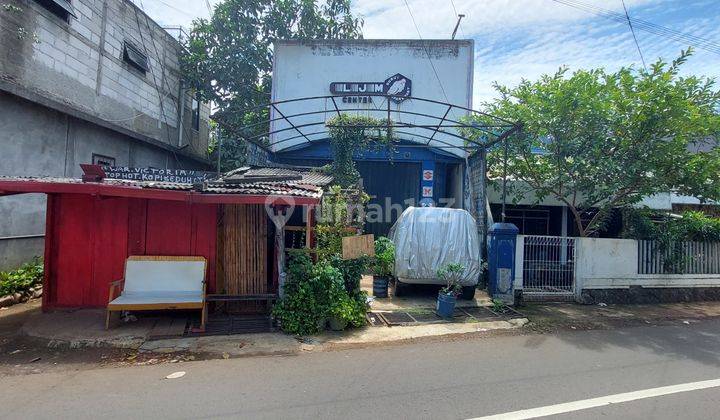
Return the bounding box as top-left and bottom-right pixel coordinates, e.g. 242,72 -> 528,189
191,91 -> 200,131
34,0 -> 76,20
92,153 -> 115,167
505,208 -> 551,235
122,41 -> 149,74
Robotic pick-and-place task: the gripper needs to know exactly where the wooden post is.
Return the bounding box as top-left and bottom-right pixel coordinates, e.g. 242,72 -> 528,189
305,205 -> 313,249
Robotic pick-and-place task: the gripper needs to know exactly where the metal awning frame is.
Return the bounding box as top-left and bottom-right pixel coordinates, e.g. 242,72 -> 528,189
218,94 -> 521,155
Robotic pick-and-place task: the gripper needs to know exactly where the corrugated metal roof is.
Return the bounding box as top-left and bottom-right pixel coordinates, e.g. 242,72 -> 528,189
0,165 -> 331,199
221,166 -> 333,186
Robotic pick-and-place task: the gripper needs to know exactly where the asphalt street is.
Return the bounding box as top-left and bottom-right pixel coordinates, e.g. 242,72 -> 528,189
2,318 -> 720,419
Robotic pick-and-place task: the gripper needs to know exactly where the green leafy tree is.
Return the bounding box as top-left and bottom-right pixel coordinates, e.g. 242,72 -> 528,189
182,0 -> 363,168
465,49 -> 720,237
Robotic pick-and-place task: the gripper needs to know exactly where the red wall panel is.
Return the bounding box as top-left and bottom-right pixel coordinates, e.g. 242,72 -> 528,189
145,200 -> 192,256
89,197 -> 129,306
53,194 -> 94,307
127,198 -> 147,256
191,203 -> 218,292
46,194 -> 218,308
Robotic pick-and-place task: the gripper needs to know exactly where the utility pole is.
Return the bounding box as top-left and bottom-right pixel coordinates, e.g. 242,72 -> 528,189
451,14 -> 465,40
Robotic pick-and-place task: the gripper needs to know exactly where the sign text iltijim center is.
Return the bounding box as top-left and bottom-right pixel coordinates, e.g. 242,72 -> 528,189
330,73 -> 412,104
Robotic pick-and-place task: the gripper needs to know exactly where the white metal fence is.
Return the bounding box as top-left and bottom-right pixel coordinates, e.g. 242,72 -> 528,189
522,235 -> 576,300
638,240 -> 720,275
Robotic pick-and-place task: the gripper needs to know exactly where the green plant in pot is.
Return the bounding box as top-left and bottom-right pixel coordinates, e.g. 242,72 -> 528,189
436,263 -> 464,318
371,237 -> 395,298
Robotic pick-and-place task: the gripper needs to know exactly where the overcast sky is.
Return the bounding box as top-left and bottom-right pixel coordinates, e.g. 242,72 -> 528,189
137,0 -> 720,105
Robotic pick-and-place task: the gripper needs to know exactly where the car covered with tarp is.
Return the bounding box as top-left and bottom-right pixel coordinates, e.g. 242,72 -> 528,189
389,207 -> 481,299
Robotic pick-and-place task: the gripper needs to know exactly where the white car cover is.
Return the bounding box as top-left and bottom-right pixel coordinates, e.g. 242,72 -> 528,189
389,207 -> 481,286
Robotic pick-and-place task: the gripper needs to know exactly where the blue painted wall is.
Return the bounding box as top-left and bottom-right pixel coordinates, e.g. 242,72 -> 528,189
273,139 -> 464,235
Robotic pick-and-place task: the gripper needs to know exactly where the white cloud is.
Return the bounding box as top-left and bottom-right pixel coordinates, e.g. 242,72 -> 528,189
139,0 -> 720,104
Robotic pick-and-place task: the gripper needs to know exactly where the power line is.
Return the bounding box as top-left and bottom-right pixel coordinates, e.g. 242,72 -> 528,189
620,0 -> 646,70
149,0 -> 197,18
402,0 -> 450,103
131,2 -> 189,168
554,0 -> 720,48
550,0 -> 720,55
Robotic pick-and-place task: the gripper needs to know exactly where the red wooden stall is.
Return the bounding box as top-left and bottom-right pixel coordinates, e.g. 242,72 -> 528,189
0,170 -> 325,310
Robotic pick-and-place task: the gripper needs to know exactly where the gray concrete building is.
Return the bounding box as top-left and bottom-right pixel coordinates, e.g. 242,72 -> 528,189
0,0 -> 211,269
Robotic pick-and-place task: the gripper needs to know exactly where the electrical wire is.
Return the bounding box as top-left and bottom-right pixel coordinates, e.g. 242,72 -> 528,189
131,2 -> 185,168
620,0 -> 646,70
550,0 -> 720,55
402,0 -> 450,104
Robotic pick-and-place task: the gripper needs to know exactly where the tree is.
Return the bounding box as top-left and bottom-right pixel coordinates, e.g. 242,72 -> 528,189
182,0 -> 363,167
465,49 -> 720,237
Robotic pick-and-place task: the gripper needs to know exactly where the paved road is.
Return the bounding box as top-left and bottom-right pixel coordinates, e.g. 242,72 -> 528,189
2,319 -> 720,419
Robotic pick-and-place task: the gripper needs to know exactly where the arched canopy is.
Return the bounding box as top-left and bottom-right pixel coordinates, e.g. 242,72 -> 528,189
222,94 -> 520,158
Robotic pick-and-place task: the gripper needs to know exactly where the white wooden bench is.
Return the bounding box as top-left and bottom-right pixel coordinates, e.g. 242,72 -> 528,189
106,256 -> 207,330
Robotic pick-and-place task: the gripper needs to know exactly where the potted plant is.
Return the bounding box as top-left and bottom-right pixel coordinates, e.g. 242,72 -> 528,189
436,263 -> 465,318
328,300 -> 350,331
371,237 -> 395,298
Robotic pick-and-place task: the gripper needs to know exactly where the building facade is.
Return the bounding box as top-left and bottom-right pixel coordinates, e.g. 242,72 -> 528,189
269,39 -> 474,236
0,0 -> 211,269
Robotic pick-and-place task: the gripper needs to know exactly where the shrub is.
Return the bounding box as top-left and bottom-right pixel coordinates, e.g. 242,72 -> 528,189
0,257 -> 43,297
621,210 -> 720,273
327,254 -> 368,294
329,290 -> 369,328
274,258 -> 368,335
286,250 -> 314,282
622,210 -> 720,242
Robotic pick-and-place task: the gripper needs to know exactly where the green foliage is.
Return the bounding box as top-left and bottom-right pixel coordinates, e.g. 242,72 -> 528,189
327,254 -> 368,293
0,257 -> 43,297
329,290 -> 369,328
464,49 -> 720,237
182,0 -> 363,169
207,120 -> 247,173
286,249 -> 314,282
491,298 -> 507,313
622,210 -> 720,242
316,185 -> 370,262
372,236 -> 395,277
326,115 -> 396,187
622,210 -> 720,273
437,263 -> 465,296
319,185 -> 369,228
273,257 -> 367,335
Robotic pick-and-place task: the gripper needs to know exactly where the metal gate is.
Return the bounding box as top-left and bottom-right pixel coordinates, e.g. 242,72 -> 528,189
522,235 -> 576,301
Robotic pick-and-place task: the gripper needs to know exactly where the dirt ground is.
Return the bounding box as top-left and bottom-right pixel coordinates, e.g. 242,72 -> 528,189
3,297 -> 720,377
0,301 -> 202,377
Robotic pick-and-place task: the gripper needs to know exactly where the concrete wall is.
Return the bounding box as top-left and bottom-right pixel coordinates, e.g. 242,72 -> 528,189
0,0 -> 212,269
575,237 -> 720,292
0,0 -> 210,155
512,235 -> 720,303
0,93 -> 203,270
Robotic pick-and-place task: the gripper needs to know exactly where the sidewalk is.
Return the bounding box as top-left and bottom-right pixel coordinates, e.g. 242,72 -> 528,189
8,298 -> 720,364
521,300 -> 720,332
18,307 -> 529,357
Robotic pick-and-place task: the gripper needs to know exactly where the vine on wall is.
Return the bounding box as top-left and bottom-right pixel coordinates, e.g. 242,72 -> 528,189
325,114 -> 395,187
